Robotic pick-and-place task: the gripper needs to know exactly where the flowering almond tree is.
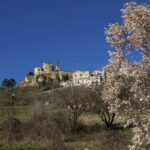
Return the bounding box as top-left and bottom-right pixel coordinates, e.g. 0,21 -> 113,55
103,2 -> 150,150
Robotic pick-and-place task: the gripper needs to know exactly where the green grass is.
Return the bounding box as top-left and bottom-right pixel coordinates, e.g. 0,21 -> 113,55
65,129 -> 131,150
0,144 -> 52,150
0,106 -> 33,124
0,88 -> 134,150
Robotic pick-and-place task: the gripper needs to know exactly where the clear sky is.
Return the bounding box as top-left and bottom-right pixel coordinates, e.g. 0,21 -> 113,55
0,0 -> 146,84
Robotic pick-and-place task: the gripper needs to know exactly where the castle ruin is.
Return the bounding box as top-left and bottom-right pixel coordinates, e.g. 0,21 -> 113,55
21,63 -> 72,87
21,63 -> 104,88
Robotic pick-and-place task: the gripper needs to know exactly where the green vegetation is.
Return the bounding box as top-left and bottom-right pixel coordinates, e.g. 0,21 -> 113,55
38,77 -> 61,91
26,72 -> 34,76
1,79 -> 16,89
1,2 -> 149,149
0,86 -> 132,150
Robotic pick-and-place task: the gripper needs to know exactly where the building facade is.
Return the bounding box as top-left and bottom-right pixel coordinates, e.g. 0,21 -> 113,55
21,63 -> 104,88
72,70 -> 103,86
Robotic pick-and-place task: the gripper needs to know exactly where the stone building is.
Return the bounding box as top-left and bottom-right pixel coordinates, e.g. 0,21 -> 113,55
73,71 -> 90,79
34,67 -> 43,76
43,63 -> 54,74
21,63 -> 72,87
20,62 -> 104,88
72,70 -> 103,86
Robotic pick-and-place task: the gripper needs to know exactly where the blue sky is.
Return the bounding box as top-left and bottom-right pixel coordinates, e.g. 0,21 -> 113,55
0,0 -> 146,84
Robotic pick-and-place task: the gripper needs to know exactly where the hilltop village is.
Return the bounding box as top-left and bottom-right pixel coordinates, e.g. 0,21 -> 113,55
21,63 -> 104,88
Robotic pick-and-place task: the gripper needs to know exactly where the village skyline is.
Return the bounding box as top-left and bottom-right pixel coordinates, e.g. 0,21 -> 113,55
0,0 -> 144,83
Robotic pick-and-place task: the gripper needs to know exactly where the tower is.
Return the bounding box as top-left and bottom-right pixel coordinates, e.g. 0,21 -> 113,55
43,63 -> 54,74
55,62 -> 61,71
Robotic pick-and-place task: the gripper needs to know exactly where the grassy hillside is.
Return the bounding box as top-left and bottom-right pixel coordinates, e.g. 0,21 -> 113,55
0,87 -> 133,150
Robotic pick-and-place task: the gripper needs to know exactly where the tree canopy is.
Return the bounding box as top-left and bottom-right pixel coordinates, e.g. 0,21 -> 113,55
2,79 -> 16,89
104,2 -> 150,150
